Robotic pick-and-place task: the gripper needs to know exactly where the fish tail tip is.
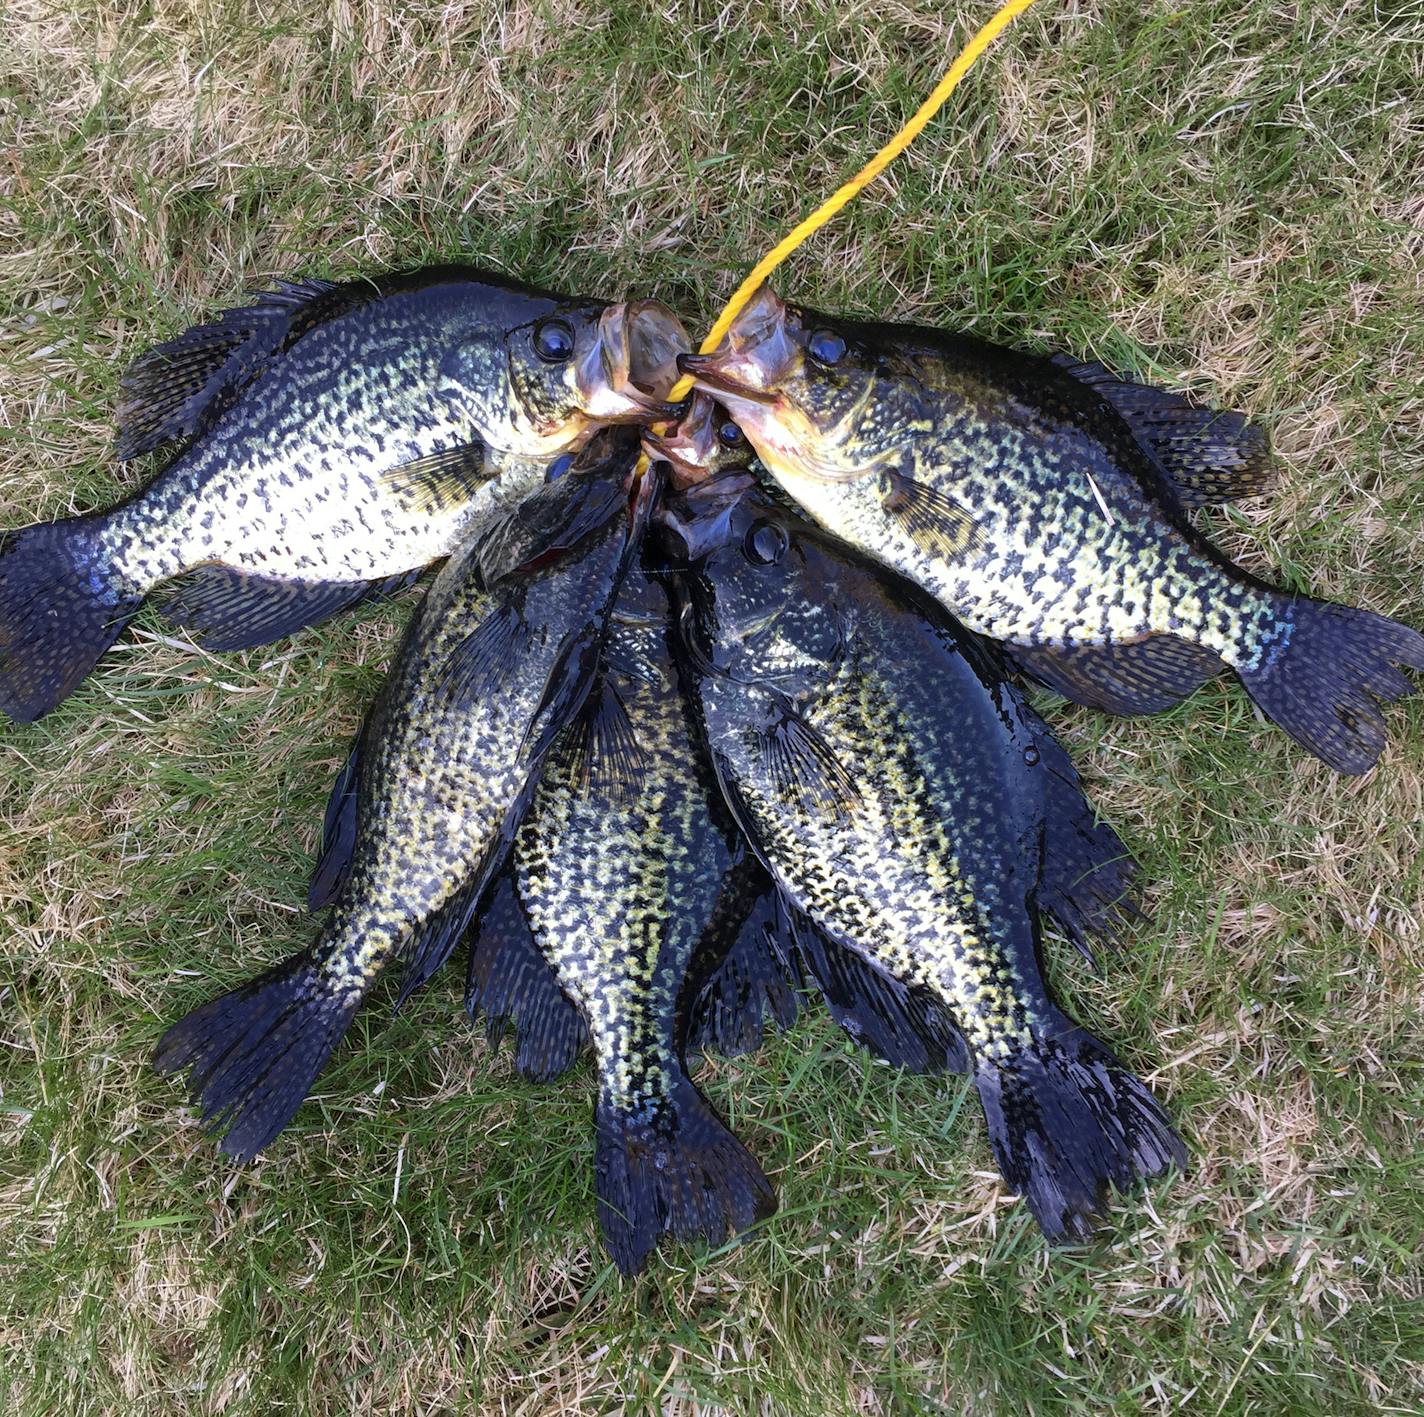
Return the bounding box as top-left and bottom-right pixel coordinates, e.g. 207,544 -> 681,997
1240,599 -> 1424,772
594,1080 -> 775,1276
977,1024 -> 1186,1243
154,951 -> 357,1159
0,519 -> 139,723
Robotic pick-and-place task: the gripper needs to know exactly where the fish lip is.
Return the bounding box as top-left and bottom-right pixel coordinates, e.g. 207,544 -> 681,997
675,355 -> 779,405
573,303 -> 689,424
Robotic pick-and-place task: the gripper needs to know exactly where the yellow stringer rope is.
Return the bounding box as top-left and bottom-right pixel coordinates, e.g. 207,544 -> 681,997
652,0 -> 1041,431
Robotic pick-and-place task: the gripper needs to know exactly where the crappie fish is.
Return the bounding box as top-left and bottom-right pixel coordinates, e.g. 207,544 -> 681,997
679,286 -> 1423,773
660,472 -> 1181,1241
153,429 -> 651,1161
1,267 -> 687,722
464,561 -> 789,1273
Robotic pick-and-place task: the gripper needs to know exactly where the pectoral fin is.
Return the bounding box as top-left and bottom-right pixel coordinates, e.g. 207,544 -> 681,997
376,441 -> 496,513
878,471 -> 979,560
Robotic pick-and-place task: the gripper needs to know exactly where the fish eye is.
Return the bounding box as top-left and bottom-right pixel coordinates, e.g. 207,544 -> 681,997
807,329 -> 847,367
532,318 -> 576,363
743,518 -> 789,566
717,420 -> 745,447
545,453 -> 575,481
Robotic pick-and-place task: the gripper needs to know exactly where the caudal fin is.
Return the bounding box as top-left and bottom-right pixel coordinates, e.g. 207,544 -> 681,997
975,1022 -> 1185,1242
1238,598 -> 1424,773
0,519 -> 141,722
152,952 -> 359,1162
594,1075 -> 776,1275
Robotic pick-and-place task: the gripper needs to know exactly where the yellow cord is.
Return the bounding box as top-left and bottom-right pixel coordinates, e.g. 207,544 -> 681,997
660,0 -> 1042,407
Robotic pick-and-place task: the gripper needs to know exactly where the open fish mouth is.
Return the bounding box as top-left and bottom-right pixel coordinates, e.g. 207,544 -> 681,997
641,395 -> 721,483
579,301 -> 691,422
675,354 -> 780,405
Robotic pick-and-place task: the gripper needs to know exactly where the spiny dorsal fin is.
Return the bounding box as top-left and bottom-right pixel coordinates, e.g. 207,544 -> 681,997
377,442 -> 495,513
117,278 -> 354,458
878,471 -> 979,560
1051,355 -> 1274,508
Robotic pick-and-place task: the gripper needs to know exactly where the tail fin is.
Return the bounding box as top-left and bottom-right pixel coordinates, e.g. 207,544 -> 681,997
1238,598 -> 1424,773
975,1022 -> 1185,1242
0,520 -> 142,722
594,1074 -> 776,1275
152,952 -> 359,1162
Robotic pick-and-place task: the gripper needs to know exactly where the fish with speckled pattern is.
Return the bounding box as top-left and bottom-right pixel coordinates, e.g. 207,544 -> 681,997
0,267 -> 687,722
659,468 -> 1183,1241
152,428 -> 652,1161
678,285 -> 1424,773
462,551 -> 799,1273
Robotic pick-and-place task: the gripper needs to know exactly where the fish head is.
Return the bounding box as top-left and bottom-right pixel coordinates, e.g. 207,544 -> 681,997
675,285 -> 902,487
657,473 -> 847,680
446,298 -> 691,456
640,393 -> 752,488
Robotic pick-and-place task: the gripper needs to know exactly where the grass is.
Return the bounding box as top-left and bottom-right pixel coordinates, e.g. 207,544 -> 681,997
2,0 -> 1421,1411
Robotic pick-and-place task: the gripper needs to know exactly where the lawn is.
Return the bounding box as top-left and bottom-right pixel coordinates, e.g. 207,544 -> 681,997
2,0 -> 1421,1412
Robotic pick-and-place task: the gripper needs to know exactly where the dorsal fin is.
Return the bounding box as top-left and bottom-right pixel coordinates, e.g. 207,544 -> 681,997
116,278 -> 360,458
1051,355 -> 1274,508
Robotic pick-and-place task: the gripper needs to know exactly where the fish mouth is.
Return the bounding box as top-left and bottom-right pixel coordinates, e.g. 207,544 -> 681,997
675,354 -> 780,405
640,393 -> 720,484
579,301 -> 692,423
655,467 -> 758,563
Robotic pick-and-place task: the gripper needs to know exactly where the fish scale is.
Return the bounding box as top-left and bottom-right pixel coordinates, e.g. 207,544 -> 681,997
786,381 -> 1285,668
519,579 -> 724,1105
506,564 -> 776,1273
152,434 -> 645,1165
1,266 -> 688,724
94,301 -> 535,591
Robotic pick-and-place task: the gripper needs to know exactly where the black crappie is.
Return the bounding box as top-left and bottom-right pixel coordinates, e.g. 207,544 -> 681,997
659,471 -> 1181,1241
1,267 -> 687,722
463,560 -> 790,1274
152,429 -> 651,1161
678,286 -> 1423,773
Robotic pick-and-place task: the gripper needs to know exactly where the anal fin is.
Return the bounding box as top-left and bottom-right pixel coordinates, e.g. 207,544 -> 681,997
309,737 -> 363,912
784,901 -> 968,1074
683,862 -> 801,1059
157,564 -> 414,652
1011,634 -> 1221,715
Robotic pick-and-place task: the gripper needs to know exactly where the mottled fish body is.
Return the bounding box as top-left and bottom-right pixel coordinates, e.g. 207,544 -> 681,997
1,268 -> 687,721
153,429 -> 650,1161
680,287 -> 1423,772
465,558 -> 788,1273
661,473 -> 1181,1241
